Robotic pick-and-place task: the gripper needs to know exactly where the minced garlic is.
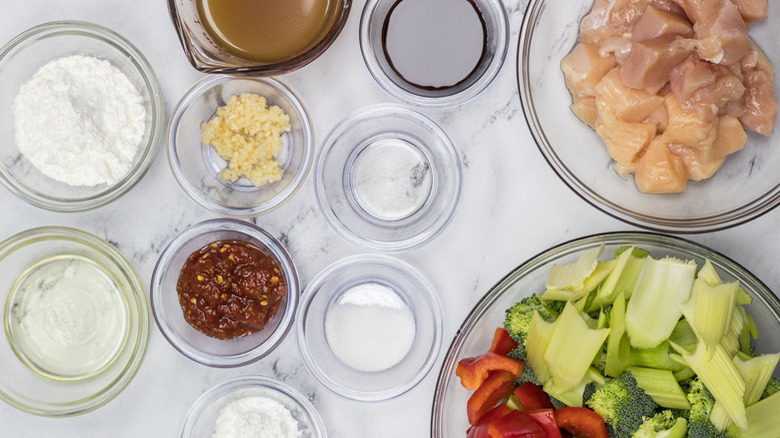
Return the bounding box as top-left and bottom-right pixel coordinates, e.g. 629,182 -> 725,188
201,93 -> 291,186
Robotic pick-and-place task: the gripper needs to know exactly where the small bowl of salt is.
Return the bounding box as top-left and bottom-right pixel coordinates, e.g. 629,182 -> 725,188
0,21 -> 165,212
296,254 -> 443,401
181,376 -> 326,438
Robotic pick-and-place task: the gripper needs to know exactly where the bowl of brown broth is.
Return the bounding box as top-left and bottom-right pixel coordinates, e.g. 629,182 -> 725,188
167,0 -> 351,75
360,0 -> 509,106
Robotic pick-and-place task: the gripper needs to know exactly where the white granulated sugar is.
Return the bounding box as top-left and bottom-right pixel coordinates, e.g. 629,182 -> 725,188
12,55 -> 146,186
213,396 -> 301,438
325,282 -> 416,372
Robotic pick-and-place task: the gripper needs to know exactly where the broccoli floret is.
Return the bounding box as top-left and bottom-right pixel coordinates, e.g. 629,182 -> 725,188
507,343 -> 527,362
686,378 -> 728,438
583,381 -> 598,405
632,411 -> 687,438
586,371 -> 659,438
514,361 -> 542,386
761,377 -> 780,400
504,295 -> 558,345
548,393 -> 568,410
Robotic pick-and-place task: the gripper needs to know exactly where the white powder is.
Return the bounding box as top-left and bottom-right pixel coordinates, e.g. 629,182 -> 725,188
324,282 -> 416,372
12,55 -> 146,186
213,396 -> 301,438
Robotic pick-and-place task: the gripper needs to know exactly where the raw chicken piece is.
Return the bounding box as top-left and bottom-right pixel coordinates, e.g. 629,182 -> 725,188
581,0 -> 650,45
631,5 -> 694,42
730,0 -> 768,22
596,97 -> 658,167
596,69 -> 665,122
561,43 -> 617,97
740,67 -> 778,135
643,103 -> 670,133
668,143 -> 725,180
598,36 -> 634,65
571,96 -> 599,128
663,92 -> 719,149
634,136 -> 688,193
620,35 -> 693,92
741,41 -> 774,74
670,0 -> 720,24
648,0 -> 687,16
694,0 -> 750,65
669,56 -> 745,110
705,115 -> 748,162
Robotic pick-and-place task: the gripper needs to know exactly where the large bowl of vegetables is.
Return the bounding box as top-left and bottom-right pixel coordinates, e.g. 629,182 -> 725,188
432,232 -> 780,437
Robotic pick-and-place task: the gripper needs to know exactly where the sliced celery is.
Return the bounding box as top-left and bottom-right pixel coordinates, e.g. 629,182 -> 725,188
629,366 -> 690,410
680,340 -> 747,430
542,260 -> 615,301
669,319 -> 697,349
544,302 -> 610,392
629,342 -> 685,372
543,378 -> 589,408
545,244 -> 604,292
588,247 -> 635,311
605,292 -> 630,378
672,366 -> 695,382
625,257 -> 696,349
710,353 -> 780,431
505,395 -> 523,411
690,278 -> 739,354
741,390 -> 780,438
525,311 -> 557,384
696,259 -> 721,286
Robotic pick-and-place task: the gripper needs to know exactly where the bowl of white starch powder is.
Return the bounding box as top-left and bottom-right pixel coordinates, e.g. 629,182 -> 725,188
0,21 -> 164,212
181,376 -> 326,438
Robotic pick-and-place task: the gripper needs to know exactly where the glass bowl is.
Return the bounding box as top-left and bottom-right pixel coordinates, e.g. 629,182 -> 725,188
181,376 -> 326,438
518,0 -> 780,232
360,0 -> 508,106
150,219 -> 299,367
0,21 -> 165,212
168,75 -> 315,217
431,232 -> 780,436
167,0 -> 351,75
314,104 -> 462,251
0,227 -> 150,416
297,254 -> 443,401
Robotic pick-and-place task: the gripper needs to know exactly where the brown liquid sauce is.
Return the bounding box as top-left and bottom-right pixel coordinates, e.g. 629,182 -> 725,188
382,0 -> 487,90
197,0 -> 340,63
177,240 -> 285,339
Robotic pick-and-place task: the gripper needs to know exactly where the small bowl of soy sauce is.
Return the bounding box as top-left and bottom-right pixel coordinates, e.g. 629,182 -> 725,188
360,0 -> 509,106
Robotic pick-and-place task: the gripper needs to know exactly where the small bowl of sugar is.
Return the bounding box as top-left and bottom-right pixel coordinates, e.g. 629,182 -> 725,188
296,254 -> 443,401
0,21 -> 165,212
181,376 -> 326,438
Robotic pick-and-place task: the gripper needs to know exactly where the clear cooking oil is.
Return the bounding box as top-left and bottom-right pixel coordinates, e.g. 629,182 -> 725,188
4,254 -> 129,381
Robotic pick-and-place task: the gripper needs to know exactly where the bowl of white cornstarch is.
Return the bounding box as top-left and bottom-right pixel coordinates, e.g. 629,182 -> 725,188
0,21 -> 165,212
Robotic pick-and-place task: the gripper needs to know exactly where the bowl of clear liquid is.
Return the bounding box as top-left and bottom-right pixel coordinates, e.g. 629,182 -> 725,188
0,227 -> 149,416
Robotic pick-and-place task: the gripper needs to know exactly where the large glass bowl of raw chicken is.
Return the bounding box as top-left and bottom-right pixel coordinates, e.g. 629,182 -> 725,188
518,0 -> 779,232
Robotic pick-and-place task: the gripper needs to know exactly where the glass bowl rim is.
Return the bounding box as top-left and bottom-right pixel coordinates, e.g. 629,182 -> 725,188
313,103 -> 463,252
0,226 -> 150,417
296,253 -> 444,401
149,218 -> 300,367
515,0 -> 780,233
430,230 -> 780,435
358,0 -> 510,107
0,20 -> 165,213
166,0 -> 352,76
166,74 -> 316,218
180,375 -> 327,437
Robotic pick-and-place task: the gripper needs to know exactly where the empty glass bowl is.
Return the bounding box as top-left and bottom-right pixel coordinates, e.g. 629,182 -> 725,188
0,21 -> 164,212
518,0 -> 780,232
167,75 -> 315,217
181,376 -> 326,437
297,254 -> 443,401
150,219 -> 299,367
360,0 -> 509,106
314,104 -> 462,251
0,227 -> 150,416
168,0 -> 351,75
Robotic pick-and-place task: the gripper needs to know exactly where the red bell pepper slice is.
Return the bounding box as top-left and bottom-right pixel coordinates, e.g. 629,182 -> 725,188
467,404 -> 513,438
457,352 -> 524,390
553,407 -> 609,438
526,409 -> 562,438
514,383 -> 555,411
467,370 -> 518,425
488,327 -> 520,356
487,410 -> 547,438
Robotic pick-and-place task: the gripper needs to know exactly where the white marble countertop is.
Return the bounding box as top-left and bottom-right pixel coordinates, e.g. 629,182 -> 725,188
1,0 -> 778,436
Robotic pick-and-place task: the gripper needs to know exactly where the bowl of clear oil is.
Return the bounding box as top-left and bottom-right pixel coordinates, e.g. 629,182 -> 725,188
0,227 -> 149,417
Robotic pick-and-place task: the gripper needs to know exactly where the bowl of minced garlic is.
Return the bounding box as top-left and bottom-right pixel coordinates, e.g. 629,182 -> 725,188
167,76 -> 315,217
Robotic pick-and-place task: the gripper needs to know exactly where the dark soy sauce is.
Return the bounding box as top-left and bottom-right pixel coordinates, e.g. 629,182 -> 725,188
382,0 -> 487,91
